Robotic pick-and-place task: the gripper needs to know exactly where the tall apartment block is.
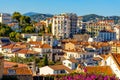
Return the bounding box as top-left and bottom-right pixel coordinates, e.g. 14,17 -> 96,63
0,13 -> 11,24
52,13 -> 78,39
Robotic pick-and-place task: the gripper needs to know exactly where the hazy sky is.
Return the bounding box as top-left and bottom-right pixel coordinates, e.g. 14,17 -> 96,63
0,0 -> 120,16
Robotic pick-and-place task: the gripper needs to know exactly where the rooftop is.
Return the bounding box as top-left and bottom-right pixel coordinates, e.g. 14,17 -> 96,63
49,65 -> 73,73
4,67 -> 32,75
4,61 -> 28,68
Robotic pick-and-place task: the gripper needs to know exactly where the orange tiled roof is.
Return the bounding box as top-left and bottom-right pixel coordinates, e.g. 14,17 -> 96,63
15,49 -> 39,54
68,58 -> 78,63
84,66 -> 113,75
29,41 -> 42,45
40,43 -> 51,48
49,65 -> 73,73
13,42 -> 27,49
93,57 -> 102,61
34,22 -> 46,27
111,53 -> 120,70
100,54 -> 109,60
8,23 -> 17,27
4,61 -> 28,68
2,43 -> 15,49
4,67 -> 32,75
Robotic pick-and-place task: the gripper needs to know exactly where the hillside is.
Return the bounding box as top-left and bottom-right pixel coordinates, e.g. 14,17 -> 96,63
24,12 -> 53,22
82,14 -> 120,24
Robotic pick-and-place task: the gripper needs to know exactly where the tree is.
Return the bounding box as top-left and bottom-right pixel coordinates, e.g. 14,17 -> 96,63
25,26 -> 35,33
20,16 -> 31,25
12,12 -> 22,22
48,24 -> 52,33
0,28 -> 5,36
15,33 -> 21,41
9,32 -> 21,42
0,25 -> 12,37
10,56 -> 25,63
43,54 -> 48,66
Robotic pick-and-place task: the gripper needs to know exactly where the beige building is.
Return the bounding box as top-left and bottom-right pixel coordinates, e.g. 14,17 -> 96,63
111,42 -> 120,53
85,20 -> 113,37
0,56 -> 4,80
114,26 -> 120,40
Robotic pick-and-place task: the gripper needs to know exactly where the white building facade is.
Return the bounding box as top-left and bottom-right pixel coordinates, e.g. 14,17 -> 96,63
52,13 -> 78,39
0,13 -> 11,24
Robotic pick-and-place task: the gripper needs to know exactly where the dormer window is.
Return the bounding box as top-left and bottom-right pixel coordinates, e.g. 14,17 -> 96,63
8,69 -> 16,75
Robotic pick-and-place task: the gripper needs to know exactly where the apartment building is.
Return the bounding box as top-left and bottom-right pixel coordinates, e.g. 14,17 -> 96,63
85,20 -> 113,37
52,13 -> 77,39
0,13 -> 11,24
96,29 -> 116,42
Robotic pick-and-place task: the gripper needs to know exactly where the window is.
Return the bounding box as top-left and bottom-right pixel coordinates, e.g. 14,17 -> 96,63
8,69 -> 16,75
60,70 -> 65,73
68,63 -> 71,67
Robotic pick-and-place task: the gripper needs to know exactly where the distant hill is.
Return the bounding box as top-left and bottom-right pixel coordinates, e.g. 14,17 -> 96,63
23,12 -> 120,24
82,14 -> 120,24
24,12 -> 53,22
23,12 -> 39,16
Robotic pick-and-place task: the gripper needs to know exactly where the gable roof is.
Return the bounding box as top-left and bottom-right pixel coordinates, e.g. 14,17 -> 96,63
4,61 -> 32,75
49,65 -> 73,73
67,58 -> 78,63
40,44 -> 51,48
84,66 -> 114,75
111,53 -> 120,70
29,41 -> 42,46
4,61 -> 28,68
2,43 -> 15,49
4,67 -> 32,75
15,49 -> 39,54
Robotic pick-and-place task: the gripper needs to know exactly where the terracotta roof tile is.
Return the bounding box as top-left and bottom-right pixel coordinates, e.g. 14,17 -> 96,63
68,58 -> 78,63
2,43 -> 15,49
4,67 -> 32,75
85,66 -> 113,75
4,61 -> 28,68
15,49 -> 39,54
49,65 -> 73,73
93,57 -> 102,61
111,53 -> 120,70
29,41 -> 42,46
40,44 -> 51,48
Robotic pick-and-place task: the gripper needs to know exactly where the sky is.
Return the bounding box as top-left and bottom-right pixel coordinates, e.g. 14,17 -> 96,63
0,0 -> 120,16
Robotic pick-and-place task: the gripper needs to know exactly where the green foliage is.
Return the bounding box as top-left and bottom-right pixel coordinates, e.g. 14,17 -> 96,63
10,56 -> 35,64
0,24 -> 12,37
24,26 -> 35,33
20,16 -> 31,25
82,14 -> 120,24
48,60 -> 55,65
12,12 -> 22,22
48,24 -> 52,33
10,56 -> 25,63
43,54 -> 48,66
38,32 -> 43,36
30,14 -> 53,22
9,32 -> 21,42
